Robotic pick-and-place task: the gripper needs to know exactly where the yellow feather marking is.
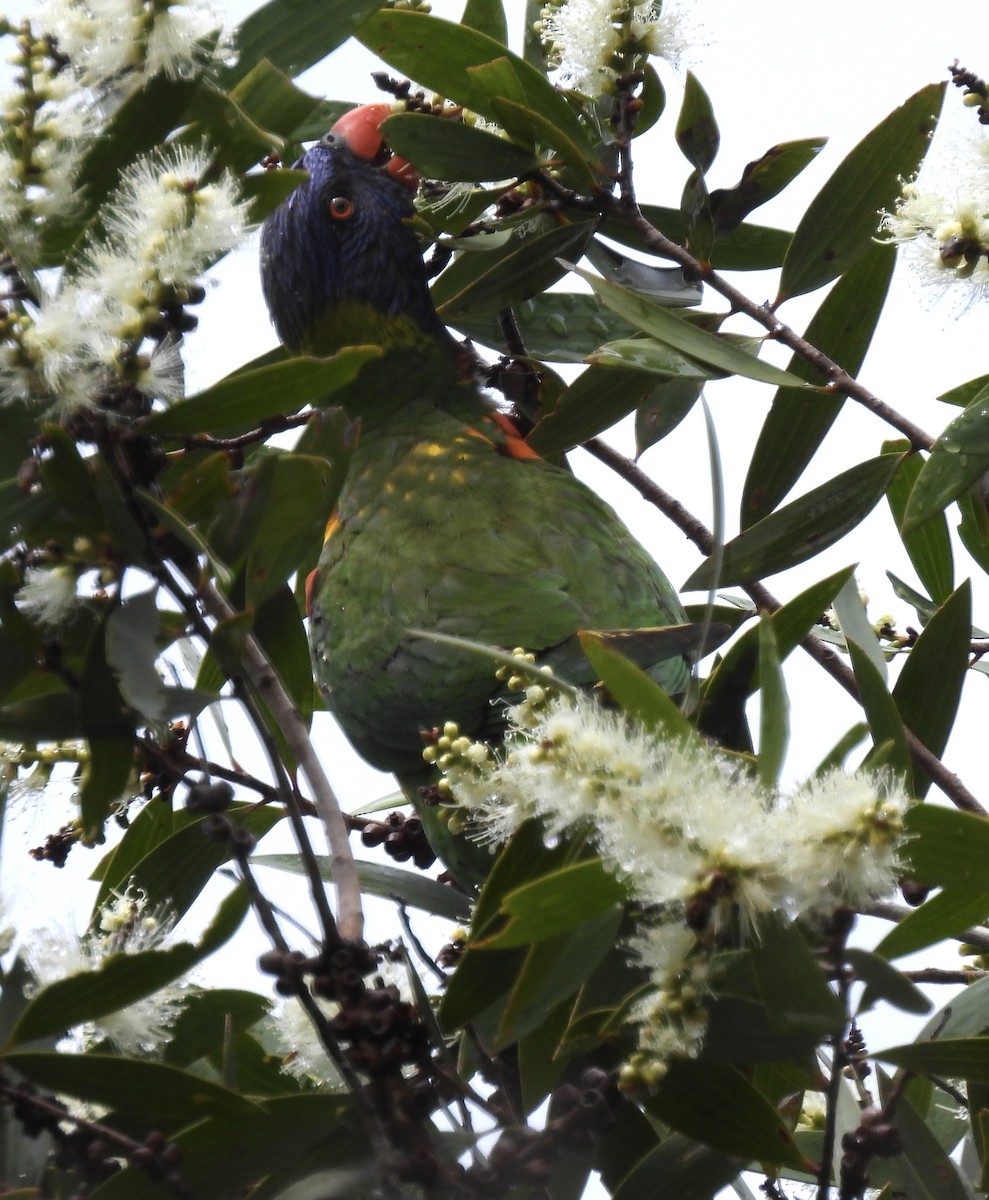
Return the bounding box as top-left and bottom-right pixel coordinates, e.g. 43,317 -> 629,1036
323,509 -> 341,545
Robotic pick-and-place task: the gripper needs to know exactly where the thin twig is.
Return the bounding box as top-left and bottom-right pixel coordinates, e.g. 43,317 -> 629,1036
583,437 -> 987,816
200,582 -> 365,942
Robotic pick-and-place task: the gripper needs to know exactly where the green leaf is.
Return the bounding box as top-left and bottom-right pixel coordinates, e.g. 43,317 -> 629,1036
79,622 -> 135,837
846,639 -> 910,776
357,10 -> 598,167
578,631 -> 698,743
93,805 -> 283,922
435,219 -> 596,316
210,453 -> 340,608
848,948 -> 931,1016
142,350 -> 380,436
646,1062 -> 813,1171
698,566 -> 854,748
603,204 -> 792,272
867,1084 -> 973,1200
878,1037 -> 989,1087
892,581 -> 970,798
450,292 -> 636,363
756,617 -> 789,788
253,855 -> 472,923
883,439 -> 954,603
251,585 -> 314,719
876,886 -> 989,961
381,112 -> 541,181
588,337 -> 720,379
489,94 -> 599,187
571,265 -> 817,389
221,0 -> 381,85
688,455 -> 903,589
527,365 -> 669,456
9,888 -> 249,1046
462,0 -> 507,42
675,72 -> 719,174
750,915 -> 844,1034
611,1133 -> 740,1200
3,1051 -> 263,1123
86,1094 -> 367,1200
902,381 -> 989,531
900,804 -> 989,891
636,377 -> 705,455
710,137 -> 827,232
778,82 -> 946,300
741,241 -> 896,526
479,860 -> 626,948
939,372 -> 989,408
495,907 -> 623,1048
163,989 -> 271,1067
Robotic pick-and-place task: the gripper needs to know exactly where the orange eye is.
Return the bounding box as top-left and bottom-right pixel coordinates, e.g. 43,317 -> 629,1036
328,196 -> 354,219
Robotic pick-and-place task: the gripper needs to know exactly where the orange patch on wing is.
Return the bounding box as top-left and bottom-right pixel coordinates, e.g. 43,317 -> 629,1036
485,411 -> 542,461
305,567 -> 319,617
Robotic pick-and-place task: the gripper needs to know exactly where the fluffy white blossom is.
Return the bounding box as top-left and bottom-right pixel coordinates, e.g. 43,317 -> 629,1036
880,126 -> 989,298
434,691 -> 912,1081
1,145 -> 248,414
36,0 -> 228,89
25,884 -> 183,1055
538,0 -> 691,97
269,998 -> 344,1089
15,564 -> 80,626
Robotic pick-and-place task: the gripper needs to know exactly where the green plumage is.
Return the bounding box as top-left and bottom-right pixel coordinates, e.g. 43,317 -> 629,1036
260,124 -> 688,781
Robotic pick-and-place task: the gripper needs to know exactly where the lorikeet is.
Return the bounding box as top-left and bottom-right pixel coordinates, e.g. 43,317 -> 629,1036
260,106 -> 689,783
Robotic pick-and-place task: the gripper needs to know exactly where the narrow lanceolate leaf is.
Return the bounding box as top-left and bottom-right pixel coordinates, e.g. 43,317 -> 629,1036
646,1062 -> 814,1171
778,82 -> 945,301
602,203 -> 792,271
756,618 -> 789,788
902,380 -> 989,532
875,1038 -> 989,1082
685,454 -> 903,589
578,632 -> 698,744
751,916 -> 845,1034
450,293 -> 636,363
845,640 -> 910,778
381,112 -> 542,182
675,72 -> 719,174
570,264 -> 817,389
875,886 -> 989,961
479,860 -> 626,948
2,1053 -> 263,1123
883,440 -> 954,604
710,137 -> 827,232
892,581 -> 970,798
832,573 -> 887,681
901,804 -> 989,892
741,241 -> 896,526
142,350 -> 380,436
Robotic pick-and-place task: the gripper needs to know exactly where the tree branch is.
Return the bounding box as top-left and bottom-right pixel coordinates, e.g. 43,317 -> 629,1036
200,582 -> 365,942
583,437 -> 986,816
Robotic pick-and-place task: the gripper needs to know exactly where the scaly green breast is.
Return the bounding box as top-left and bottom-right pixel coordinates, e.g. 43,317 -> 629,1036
310,402 -> 687,774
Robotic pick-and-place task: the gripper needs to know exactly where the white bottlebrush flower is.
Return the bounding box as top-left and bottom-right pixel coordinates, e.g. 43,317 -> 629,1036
879,123 -> 989,299
25,884 -> 183,1056
434,688 -> 912,1081
538,0 -> 691,97
269,997 -> 344,1089
15,564 -> 80,626
36,0 -> 227,89
780,771 -> 910,914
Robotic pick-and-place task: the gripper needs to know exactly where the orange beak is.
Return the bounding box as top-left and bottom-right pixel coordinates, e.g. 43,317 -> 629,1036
330,103 -> 420,191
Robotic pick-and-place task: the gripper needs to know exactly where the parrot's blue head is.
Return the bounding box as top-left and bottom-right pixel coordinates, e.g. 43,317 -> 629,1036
260,125 -> 451,356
